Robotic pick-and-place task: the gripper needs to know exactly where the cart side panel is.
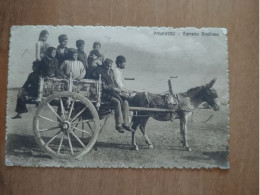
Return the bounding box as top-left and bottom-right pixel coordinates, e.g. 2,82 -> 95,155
72,79 -> 99,102
42,78 -> 69,97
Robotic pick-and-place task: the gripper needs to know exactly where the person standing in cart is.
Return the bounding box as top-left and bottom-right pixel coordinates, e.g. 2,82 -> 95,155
56,34 -> 69,68
89,58 -> 133,133
12,62 -> 41,119
60,48 -> 86,80
35,30 -> 50,61
76,40 -> 88,71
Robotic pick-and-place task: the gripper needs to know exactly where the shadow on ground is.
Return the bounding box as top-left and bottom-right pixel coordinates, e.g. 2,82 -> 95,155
6,134 -> 139,159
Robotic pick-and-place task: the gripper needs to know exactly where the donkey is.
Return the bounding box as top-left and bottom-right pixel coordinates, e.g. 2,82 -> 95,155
129,78 -> 219,151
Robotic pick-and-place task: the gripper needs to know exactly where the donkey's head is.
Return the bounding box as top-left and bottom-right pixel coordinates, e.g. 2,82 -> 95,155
201,78 -> 219,111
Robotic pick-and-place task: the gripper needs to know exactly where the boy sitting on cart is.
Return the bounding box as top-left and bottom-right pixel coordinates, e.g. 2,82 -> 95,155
40,47 -> 61,78
60,48 -> 86,80
90,58 -> 133,133
12,62 -> 41,119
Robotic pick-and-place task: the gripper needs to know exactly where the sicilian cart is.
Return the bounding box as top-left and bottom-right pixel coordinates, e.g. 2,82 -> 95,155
32,76 -> 177,160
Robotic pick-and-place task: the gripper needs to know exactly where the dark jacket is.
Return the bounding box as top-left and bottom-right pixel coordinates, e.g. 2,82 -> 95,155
40,56 -> 60,77
89,66 -> 122,101
77,50 -> 88,70
56,45 -> 68,67
23,72 -> 40,97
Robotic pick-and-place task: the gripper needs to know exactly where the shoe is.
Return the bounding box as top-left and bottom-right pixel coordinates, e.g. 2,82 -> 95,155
12,114 -> 22,119
116,126 -> 125,133
122,124 -> 134,132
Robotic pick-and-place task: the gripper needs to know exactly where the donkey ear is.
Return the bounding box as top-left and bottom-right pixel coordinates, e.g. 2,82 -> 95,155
206,77 -> 217,88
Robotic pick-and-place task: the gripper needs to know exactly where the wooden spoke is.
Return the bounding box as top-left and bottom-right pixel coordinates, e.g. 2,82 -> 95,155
71,119 -> 92,125
82,123 -> 84,138
38,126 -> 60,132
71,126 -> 91,135
57,133 -> 65,154
67,132 -> 74,154
68,100 -> 75,120
87,121 -> 94,134
45,130 -> 62,147
71,107 -> 87,122
47,103 -> 62,121
69,130 -> 86,148
59,97 -> 66,120
39,115 -> 60,124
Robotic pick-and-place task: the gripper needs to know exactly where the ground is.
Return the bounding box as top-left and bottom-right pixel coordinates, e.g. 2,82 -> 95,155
5,89 -> 229,168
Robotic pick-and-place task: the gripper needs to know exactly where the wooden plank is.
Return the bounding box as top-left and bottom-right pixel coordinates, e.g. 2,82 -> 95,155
129,106 -> 175,112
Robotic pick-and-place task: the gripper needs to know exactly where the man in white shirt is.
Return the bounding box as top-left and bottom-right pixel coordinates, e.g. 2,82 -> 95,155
60,49 -> 86,79
113,55 -> 134,99
114,55 -> 126,89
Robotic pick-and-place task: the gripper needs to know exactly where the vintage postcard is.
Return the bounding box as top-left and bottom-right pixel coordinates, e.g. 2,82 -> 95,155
6,26 -> 229,168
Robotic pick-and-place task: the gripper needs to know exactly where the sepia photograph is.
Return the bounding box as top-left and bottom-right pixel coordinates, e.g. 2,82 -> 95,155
5,26 -> 229,168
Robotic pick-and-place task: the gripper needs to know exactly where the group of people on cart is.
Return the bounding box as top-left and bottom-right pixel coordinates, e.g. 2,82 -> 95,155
13,30 -> 134,133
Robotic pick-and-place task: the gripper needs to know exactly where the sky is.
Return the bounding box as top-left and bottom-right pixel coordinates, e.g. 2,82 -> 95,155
8,26 -> 228,102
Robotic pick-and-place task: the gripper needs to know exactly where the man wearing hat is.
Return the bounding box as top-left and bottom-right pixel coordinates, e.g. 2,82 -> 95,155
76,40 -> 88,70
56,34 -> 69,68
60,48 -> 86,80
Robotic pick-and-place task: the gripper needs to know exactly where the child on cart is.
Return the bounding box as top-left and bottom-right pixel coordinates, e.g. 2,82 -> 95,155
40,47 -> 61,78
60,48 -> 86,80
56,34 -> 69,68
85,49 -> 102,78
92,41 -> 105,62
12,62 -> 41,119
35,30 -> 49,61
90,58 -> 133,133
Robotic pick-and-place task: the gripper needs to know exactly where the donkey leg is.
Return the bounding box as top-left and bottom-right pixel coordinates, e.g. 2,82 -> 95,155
180,112 -> 191,151
131,116 -> 140,151
131,131 -> 139,151
140,117 -> 153,149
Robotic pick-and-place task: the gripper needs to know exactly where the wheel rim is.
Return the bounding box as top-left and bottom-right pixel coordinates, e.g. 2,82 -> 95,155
33,92 -> 99,159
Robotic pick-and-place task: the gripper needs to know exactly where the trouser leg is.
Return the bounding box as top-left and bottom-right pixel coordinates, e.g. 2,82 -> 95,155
122,100 -> 130,125
15,91 -> 28,114
110,97 -> 123,127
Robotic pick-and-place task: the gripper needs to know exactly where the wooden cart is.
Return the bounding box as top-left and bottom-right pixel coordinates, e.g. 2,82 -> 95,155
33,76 -> 176,159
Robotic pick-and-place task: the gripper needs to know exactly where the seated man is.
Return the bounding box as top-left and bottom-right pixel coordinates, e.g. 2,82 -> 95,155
12,62 -> 40,119
113,55 -> 135,99
60,48 -> 86,79
89,58 -> 132,133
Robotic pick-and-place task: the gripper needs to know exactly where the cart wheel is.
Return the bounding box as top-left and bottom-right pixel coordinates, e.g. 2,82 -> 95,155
33,92 -> 100,159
